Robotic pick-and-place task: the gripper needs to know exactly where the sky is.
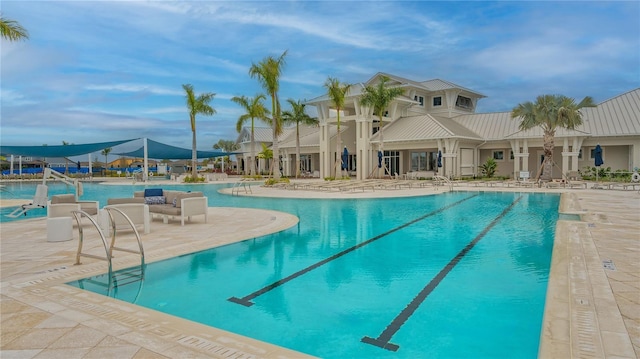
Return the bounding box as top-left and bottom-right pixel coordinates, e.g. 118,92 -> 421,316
1,0 -> 639,154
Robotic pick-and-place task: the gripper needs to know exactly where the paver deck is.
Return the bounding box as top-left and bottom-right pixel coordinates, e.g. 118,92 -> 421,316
1,179 -> 638,358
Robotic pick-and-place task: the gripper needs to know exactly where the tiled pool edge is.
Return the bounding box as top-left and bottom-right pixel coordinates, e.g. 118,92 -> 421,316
538,192 -> 636,358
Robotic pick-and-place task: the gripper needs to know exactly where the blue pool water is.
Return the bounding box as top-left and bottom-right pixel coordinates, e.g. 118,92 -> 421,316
2,183 -> 558,357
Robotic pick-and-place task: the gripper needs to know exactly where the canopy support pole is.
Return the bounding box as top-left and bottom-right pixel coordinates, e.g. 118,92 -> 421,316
143,138 -> 149,182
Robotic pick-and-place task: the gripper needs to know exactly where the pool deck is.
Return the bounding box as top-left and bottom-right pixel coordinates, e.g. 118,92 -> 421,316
1,178 -> 638,358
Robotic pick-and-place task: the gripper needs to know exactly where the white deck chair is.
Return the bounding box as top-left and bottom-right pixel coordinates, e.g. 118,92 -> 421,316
7,184 -> 49,218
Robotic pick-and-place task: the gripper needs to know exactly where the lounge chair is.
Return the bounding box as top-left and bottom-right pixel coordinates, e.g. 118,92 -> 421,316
566,171 -> 587,189
6,184 -> 48,218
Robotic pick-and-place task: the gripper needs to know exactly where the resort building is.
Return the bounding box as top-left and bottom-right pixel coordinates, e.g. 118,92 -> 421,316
236,73 -> 640,180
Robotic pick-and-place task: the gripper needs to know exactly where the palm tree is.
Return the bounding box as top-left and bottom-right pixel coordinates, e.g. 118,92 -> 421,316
257,143 -> 273,168
101,147 -> 111,176
359,75 -> 405,178
324,77 -> 351,177
213,139 -> 240,173
282,99 -> 318,178
183,84 -> 216,179
0,16 -> 29,41
249,50 -> 287,179
231,94 -> 270,176
511,94 -> 595,181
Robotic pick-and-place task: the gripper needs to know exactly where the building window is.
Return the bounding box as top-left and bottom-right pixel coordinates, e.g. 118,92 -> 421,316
410,152 -> 428,171
509,150 -> 514,160
433,96 -> 442,107
493,150 -> 504,161
414,95 -> 424,107
455,95 -> 473,109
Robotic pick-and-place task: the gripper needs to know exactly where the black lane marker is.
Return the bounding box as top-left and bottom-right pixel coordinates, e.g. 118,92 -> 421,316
362,196 -> 523,352
228,194 -> 479,307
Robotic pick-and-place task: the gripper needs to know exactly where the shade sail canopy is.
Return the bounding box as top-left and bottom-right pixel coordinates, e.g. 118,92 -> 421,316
0,139 -> 138,157
116,139 -> 233,159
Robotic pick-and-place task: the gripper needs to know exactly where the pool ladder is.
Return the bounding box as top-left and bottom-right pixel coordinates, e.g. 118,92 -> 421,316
72,208 -> 146,292
231,179 -> 253,196
433,175 -> 454,191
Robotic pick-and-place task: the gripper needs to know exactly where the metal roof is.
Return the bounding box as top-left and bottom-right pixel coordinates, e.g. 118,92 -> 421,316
305,73 -> 485,105
451,88 -> 640,140
280,88 -> 640,146
279,125 -> 343,149
236,127 -> 277,143
579,88 -> 640,137
420,79 -> 486,98
370,114 -> 482,143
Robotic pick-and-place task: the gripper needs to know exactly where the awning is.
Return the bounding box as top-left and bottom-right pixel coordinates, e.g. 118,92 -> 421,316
0,139 -> 138,157
116,139 -> 234,159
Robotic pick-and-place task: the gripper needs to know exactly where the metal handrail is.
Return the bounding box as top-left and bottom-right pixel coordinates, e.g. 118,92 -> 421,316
433,175 -> 454,191
73,208 -> 146,293
73,210 -> 112,279
231,179 -> 253,196
104,207 -> 145,268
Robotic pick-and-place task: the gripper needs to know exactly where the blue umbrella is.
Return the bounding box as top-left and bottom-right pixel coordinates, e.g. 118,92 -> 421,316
341,147 -> 349,170
437,150 -> 442,168
594,144 -> 603,183
378,151 -> 383,168
594,144 -> 603,167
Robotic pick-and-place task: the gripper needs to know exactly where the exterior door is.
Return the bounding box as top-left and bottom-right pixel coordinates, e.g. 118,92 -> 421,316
460,148 -> 474,176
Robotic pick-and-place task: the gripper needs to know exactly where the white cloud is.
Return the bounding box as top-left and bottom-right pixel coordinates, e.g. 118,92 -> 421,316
0,89 -> 37,106
85,84 -> 183,96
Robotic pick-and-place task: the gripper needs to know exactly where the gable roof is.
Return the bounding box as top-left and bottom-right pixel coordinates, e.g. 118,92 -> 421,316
237,127 -> 276,143
304,83 -> 365,105
370,114 -> 482,144
371,72 -> 486,98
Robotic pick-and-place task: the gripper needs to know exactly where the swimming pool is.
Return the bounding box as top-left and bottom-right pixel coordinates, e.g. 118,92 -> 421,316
50,186 -> 559,358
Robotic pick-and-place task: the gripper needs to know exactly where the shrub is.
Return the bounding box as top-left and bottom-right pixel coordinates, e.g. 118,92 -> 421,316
264,178 -> 290,186
479,158 -> 498,178
183,175 -> 205,183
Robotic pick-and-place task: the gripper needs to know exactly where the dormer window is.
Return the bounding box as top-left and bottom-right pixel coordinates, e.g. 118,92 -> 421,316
433,96 -> 442,107
456,95 -> 473,109
414,95 -> 424,107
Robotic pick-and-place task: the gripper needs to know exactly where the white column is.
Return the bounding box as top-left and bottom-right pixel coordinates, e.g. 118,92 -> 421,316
10,155 -> 14,175
571,137 -> 584,172
511,140 -> 521,179
319,122 -> 331,179
356,112 -> 371,180
561,138 -> 569,177
522,139 -> 529,173
443,138 -> 459,178
632,140 -> 640,171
